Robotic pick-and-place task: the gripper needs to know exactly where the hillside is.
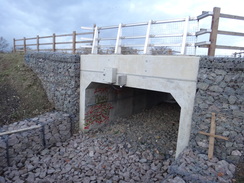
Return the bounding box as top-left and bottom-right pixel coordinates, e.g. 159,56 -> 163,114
0,53 -> 53,126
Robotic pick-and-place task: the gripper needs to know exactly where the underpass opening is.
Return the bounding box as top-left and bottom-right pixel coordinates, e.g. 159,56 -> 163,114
84,82 -> 181,157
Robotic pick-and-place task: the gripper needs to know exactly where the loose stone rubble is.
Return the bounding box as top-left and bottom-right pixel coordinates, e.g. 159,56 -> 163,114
1,104 -> 236,182
164,148 -> 236,183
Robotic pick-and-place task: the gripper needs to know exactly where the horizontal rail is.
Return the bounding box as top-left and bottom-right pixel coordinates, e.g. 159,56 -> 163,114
56,48 -> 73,50
0,125 -> 41,136
186,43 -> 196,47
218,30 -> 244,36
55,42 -> 73,44
14,38 -> 24,41
26,43 -> 38,46
196,29 -> 212,36
216,45 -> 244,50
98,25 -> 119,30
197,11 -> 213,20
195,41 -> 211,47
55,33 -> 73,37
39,35 -> 53,39
25,37 -> 37,40
220,13 -> 244,20
97,18 -> 197,31
96,43 -> 184,48
76,32 -> 94,35
154,18 -> 188,24
122,35 -> 146,39
38,43 -> 53,45
98,37 -> 117,41
76,40 -> 93,44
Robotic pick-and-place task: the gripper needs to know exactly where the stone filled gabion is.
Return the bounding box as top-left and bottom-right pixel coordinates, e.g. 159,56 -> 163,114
190,57 -> 244,163
163,148 -> 236,183
25,52 -> 80,132
0,111 -> 71,173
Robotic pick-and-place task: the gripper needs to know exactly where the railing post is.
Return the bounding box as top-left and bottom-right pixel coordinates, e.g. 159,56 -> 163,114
181,16 -> 189,55
115,23 -> 122,54
52,33 -> 56,52
37,35 -> 39,52
72,31 -> 76,54
13,39 -> 16,53
208,7 -> 221,56
143,20 -> 152,54
23,37 -> 26,53
91,26 -> 99,54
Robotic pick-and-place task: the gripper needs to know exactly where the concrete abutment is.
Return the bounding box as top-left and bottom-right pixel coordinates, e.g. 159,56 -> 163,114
80,55 -> 200,157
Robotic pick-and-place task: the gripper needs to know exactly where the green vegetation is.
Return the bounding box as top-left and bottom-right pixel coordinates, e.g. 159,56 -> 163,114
0,52 -> 53,126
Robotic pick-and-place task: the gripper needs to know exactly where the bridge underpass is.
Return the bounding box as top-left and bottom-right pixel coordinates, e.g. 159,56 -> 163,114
80,55 -> 199,157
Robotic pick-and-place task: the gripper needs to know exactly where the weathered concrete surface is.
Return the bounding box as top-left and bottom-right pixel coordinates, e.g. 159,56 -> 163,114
80,55 -> 200,157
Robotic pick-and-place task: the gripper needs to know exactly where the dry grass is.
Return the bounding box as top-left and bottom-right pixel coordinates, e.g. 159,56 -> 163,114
0,52 -> 53,126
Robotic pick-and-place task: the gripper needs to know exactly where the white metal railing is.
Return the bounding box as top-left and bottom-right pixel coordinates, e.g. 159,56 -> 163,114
80,7 -> 244,56
81,17 -> 198,55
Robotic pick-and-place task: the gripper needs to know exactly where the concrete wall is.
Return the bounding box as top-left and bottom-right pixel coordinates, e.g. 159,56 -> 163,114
190,57 -> 244,163
25,52 -> 80,132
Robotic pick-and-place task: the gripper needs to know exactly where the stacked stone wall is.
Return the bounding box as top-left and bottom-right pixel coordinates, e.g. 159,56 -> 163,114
190,57 -> 244,163
25,52 -> 80,131
0,112 -> 71,173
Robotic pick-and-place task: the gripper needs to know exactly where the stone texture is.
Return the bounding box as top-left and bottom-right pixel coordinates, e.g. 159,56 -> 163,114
1,105 -> 237,183
191,57 -> 244,163
25,52 -> 80,132
0,112 -> 71,172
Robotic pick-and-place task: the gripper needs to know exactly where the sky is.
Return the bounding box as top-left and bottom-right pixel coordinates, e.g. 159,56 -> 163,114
0,0 -> 243,55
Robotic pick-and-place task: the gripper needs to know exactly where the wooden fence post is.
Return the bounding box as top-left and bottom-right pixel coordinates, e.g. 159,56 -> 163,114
52,33 -> 56,52
208,7 -> 221,56
13,39 -> 16,53
23,37 -> 26,53
72,31 -> 76,54
37,35 -> 39,52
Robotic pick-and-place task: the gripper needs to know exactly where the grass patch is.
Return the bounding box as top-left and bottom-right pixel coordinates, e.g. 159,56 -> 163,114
0,52 -> 53,126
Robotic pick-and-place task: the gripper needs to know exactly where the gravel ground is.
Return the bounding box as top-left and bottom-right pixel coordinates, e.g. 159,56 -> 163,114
1,103 -> 236,182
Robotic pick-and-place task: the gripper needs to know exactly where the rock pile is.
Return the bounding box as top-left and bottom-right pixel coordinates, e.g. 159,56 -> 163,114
1,103 -> 236,182
164,148 -> 236,183
0,112 -> 71,172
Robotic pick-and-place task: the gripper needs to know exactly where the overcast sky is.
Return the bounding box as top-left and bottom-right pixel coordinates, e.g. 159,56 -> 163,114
0,0 -> 243,54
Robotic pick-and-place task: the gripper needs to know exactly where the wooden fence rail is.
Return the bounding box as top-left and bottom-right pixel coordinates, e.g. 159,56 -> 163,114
196,7 -> 244,56
13,30 -> 94,54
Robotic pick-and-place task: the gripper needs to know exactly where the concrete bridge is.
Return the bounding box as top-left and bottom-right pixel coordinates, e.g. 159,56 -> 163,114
24,52 -> 243,163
